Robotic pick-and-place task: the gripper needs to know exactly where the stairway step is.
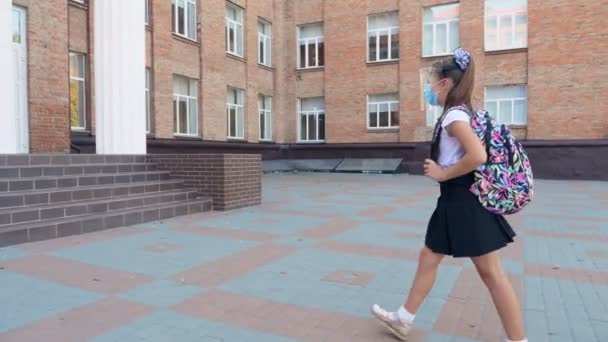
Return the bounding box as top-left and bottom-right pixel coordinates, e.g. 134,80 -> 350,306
0,163 -> 157,179
0,179 -> 186,209
1,154 -> 146,167
0,188 -> 200,226
0,171 -> 171,193
0,198 -> 213,247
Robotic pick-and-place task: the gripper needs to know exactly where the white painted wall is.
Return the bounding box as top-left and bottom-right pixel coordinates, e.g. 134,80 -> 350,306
0,0 -> 18,154
95,0 -> 147,154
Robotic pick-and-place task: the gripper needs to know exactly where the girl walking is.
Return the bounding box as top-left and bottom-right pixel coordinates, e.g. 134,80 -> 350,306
371,48 -> 527,342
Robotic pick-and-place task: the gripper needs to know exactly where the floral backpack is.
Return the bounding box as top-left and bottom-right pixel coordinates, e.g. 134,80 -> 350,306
442,106 -> 534,215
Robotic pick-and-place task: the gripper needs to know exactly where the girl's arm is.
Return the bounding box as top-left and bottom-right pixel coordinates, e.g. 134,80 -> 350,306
424,121 -> 486,182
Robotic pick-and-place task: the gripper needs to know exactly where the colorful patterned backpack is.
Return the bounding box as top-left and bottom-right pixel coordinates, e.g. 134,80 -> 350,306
446,106 -> 534,215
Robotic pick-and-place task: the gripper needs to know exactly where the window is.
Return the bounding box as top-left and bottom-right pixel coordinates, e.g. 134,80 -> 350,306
298,23 -> 324,69
173,76 -> 198,136
259,95 -> 272,141
423,3 -> 460,57
485,0 -> 527,51
368,94 -> 399,129
368,12 -> 399,62
258,20 -> 272,66
298,97 -> 325,142
69,52 -> 87,130
485,85 -> 527,125
172,0 -> 197,40
145,68 -> 151,133
226,4 -> 244,57
145,0 -> 150,25
71,0 -> 86,3
426,105 -> 443,127
227,87 -> 245,139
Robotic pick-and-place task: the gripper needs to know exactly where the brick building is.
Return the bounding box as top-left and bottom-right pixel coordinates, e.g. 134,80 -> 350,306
2,0 -> 607,178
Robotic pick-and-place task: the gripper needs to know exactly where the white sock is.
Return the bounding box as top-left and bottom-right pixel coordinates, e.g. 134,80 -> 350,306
506,339 -> 528,342
397,306 -> 416,324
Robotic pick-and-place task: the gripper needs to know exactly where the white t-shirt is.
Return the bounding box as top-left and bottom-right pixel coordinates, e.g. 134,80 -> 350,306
437,109 -> 470,168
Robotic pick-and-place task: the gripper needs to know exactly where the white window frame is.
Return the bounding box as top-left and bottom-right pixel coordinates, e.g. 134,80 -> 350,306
145,68 -> 151,133
297,98 -> 325,143
367,95 -> 399,129
69,52 -> 87,130
297,24 -> 324,69
367,13 -> 399,63
144,0 -> 150,25
259,95 -> 272,141
227,87 -> 245,139
484,85 -> 528,125
226,4 -> 244,57
426,105 -> 443,127
173,76 -> 198,136
258,20 -> 272,66
423,4 -> 460,57
485,1 -> 528,51
172,0 -> 197,41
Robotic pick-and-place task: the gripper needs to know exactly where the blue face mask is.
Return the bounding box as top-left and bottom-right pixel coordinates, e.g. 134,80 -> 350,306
423,84 -> 439,107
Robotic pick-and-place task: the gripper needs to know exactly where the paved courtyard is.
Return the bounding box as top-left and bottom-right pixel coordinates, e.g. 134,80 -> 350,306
1,173 -> 607,342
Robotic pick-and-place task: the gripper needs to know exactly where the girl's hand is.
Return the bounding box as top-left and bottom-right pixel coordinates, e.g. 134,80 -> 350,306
424,159 -> 447,182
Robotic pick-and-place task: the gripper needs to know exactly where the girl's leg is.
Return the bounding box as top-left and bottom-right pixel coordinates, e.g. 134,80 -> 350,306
471,251 -> 526,341
404,246 -> 445,313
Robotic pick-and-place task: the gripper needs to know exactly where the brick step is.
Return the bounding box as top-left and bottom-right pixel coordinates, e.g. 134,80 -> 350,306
0,154 -> 146,167
0,197 -> 213,247
0,171 -> 171,193
0,188 -> 200,226
0,163 -> 157,179
0,179 -> 186,209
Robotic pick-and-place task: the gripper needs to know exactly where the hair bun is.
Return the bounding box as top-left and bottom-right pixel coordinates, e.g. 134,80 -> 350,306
453,47 -> 471,71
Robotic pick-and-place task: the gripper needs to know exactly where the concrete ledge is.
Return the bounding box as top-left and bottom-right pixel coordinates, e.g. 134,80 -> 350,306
335,158 -> 403,173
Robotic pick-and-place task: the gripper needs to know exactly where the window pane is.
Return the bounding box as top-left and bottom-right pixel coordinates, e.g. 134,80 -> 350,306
318,40 -> 324,66
301,97 -> 325,111
515,14 -> 527,48
259,37 -> 265,64
500,15 -> 513,49
226,6 -> 236,20
171,3 -> 176,33
299,42 -> 306,68
236,25 -> 243,55
260,111 -> 266,140
368,33 -> 377,62
70,80 -> 80,127
513,99 -> 527,124
299,23 -> 323,39
308,41 -> 317,66
435,23 -> 447,55
486,101 -> 498,121
300,115 -> 307,140
449,21 -> 459,51
265,37 -> 271,65
237,107 -> 244,137
390,103 -> 399,126
423,24 -> 433,56
178,99 -> 188,133
187,2 -> 196,39
368,104 -> 378,128
229,108 -> 236,136
499,100 -> 512,123
308,114 -> 317,140
177,0 -> 185,35
318,113 -> 325,140
379,33 -> 389,60
485,17 -> 498,50
391,28 -> 399,59
228,25 -> 235,52
369,93 -> 397,102
189,79 -> 197,97
188,99 -> 197,134
173,76 -> 188,95
12,10 -> 20,43
379,103 -> 389,127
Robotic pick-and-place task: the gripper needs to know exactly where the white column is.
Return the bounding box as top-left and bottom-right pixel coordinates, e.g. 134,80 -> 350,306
0,1 -> 18,154
95,0 -> 146,154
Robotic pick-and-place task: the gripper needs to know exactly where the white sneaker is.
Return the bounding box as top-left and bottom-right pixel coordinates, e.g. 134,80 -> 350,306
371,304 -> 411,341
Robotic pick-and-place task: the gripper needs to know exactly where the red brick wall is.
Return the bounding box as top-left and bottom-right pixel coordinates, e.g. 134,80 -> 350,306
14,0 -> 70,153
147,154 -> 262,211
17,0 -> 608,153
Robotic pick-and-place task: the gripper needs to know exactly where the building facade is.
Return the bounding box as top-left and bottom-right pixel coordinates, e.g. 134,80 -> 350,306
3,0 -> 607,156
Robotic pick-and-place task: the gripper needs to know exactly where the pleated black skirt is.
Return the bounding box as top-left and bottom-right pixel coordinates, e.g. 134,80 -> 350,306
425,173 -> 516,258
